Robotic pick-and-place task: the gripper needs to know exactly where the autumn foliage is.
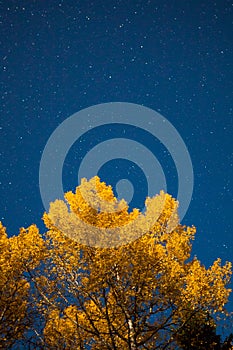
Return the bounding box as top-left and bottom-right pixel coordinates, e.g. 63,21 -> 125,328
0,176 -> 232,349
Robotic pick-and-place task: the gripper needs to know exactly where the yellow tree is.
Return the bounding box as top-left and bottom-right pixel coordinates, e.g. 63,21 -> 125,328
33,176 -> 232,349
0,222 -> 45,349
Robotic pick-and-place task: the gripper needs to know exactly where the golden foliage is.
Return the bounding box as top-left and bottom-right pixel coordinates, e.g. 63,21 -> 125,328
0,176 -> 232,349
0,223 -> 45,348
41,177 -> 232,349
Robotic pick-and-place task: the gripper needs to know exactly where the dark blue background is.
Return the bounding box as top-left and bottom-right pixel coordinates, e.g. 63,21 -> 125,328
0,0 -> 232,319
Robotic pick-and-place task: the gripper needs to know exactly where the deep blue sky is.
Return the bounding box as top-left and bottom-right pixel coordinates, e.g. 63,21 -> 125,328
0,0 -> 232,312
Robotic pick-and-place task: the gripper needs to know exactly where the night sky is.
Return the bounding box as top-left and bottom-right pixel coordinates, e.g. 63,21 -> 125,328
0,0 -> 232,314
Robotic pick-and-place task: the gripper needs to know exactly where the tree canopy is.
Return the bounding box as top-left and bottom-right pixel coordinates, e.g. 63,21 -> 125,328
0,176 -> 232,349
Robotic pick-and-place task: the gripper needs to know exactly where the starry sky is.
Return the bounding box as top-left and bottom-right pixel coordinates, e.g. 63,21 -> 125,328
0,0 -> 232,312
